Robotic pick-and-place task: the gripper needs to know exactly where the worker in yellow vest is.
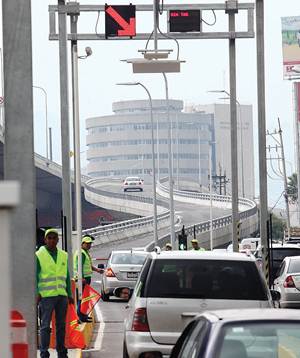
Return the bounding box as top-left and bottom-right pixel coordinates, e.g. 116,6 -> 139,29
73,235 -> 103,322
191,239 -> 205,251
36,228 -> 74,358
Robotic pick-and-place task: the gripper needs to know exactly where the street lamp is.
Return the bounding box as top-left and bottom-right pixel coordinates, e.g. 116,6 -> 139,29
33,85 -> 49,159
116,82 -> 158,246
218,95 -> 245,198
208,89 -> 239,252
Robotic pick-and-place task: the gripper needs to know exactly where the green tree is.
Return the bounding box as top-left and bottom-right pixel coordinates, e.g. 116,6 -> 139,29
271,213 -> 285,241
287,172 -> 297,203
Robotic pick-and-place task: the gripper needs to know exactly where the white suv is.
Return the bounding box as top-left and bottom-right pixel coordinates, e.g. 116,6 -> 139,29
122,251 -> 277,358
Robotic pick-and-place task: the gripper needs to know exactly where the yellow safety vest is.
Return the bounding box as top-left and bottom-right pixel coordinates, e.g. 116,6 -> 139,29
73,249 -> 92,279
36,246 -> 68,298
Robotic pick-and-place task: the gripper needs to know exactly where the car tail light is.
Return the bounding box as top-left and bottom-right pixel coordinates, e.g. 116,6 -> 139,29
124,182 -> 128,185
131,308 -> 150,332
284,275 -> 295,288
105,268 -> 116,277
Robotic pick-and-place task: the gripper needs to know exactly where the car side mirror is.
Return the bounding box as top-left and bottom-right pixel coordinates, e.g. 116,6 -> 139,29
98,263 -> 105,269
113,287 -> 133,301
270,289 -> 281,301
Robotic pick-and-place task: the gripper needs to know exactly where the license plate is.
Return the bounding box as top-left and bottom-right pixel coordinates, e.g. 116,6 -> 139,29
129,183 -> 136,185
127,272 -> 138,279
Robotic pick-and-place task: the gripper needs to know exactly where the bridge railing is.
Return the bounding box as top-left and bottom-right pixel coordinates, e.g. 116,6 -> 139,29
85,178 -> 169,208
83,177 -> 257,242
83,210 -> 170,237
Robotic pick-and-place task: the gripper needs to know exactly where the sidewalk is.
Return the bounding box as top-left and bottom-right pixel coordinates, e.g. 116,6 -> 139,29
37,349 -> 81,358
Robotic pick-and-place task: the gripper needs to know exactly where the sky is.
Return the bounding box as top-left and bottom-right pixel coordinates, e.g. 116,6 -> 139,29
28,0 -> 300,208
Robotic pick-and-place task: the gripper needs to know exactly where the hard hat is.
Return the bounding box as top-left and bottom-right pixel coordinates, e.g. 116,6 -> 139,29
165,243 -> 172,248
191,239 -> 198,244
82,235 -> 94,244
44,228 -> 59,238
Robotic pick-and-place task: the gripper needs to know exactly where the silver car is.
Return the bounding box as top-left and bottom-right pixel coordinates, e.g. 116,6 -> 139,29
123,251 -> 277,358
100,250 -> 149,301
171,309 -> 300,358
273,255 -> 300,308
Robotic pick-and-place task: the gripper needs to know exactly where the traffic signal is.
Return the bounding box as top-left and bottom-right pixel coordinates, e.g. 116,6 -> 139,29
178,233 -> 187,250
105,4 -> 136,38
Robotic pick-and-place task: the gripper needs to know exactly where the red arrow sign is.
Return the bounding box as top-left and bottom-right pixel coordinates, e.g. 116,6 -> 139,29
106,6 -> 136,37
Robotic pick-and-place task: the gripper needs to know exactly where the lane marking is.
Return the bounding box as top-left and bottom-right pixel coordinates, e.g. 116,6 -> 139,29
92,299 -> 105,350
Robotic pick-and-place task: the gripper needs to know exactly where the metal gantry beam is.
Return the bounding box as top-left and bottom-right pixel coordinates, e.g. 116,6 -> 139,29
48,2 -> 255,41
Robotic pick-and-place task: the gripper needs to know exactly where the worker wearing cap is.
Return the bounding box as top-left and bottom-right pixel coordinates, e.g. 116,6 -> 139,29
73,235 -> 102,322
36,228 -> 73,358
165,243 -> 172,251
191,239 -> 205,251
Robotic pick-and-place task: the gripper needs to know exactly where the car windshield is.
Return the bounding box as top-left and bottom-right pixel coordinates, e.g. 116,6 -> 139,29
126,177 -> 140,181
288,259 -> 300,273
145,259 -> 268,300
111,253 -> 147,265
217,322 -> 300,358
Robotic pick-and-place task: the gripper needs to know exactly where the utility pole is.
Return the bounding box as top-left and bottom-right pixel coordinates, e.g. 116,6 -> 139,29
256,0 -> 269,281
58,0 -> 73,273
277,119 -> 291,239
226,0 -> 239,252
2,0 -> 36,354
294,82 -> 300,225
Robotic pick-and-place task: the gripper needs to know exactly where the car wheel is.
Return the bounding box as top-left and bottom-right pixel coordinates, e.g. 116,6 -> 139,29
140,188 -> 143,192
124,189 -> 127,192
123,341 -> 129,358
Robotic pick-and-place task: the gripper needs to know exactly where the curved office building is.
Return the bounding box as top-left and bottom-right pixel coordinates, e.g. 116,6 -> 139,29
86,100 -> 215,186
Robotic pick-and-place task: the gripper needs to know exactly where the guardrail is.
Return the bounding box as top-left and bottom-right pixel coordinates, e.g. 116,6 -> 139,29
157,179 -> 256,209
83,210 -> 170,238
83,177 -> 257,243
85,178 -> 168,208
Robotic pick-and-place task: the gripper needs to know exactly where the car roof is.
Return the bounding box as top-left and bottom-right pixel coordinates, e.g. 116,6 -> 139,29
284,255 -> 300,261
199,309 -> 300,323
111,250 -> 149,255
271,243 -> 300,249
150,250 -> 256,262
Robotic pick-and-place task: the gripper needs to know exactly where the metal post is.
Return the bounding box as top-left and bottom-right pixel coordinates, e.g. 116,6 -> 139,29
138,84 -> 158,245
153,0 -> 158,50
70,12 -> 83,299
58,0 -> 73,274
278,118 -> 291,238
227,2 -> 239,252
156,114 -> 160,180
293,82 -> 300,224
176,113 -> 179,188
0,182 -> 19,358
198,126 -> 201,189
2,0 -> 36,353
256,0 -> 269,280
33,85 -> 49,159
209,143 -> 213,250
163,73 -> 175,247
238,103 -> 245,197
49,127 -> 53,161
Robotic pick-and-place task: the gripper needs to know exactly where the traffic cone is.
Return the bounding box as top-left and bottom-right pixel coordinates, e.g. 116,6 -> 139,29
11,310 -> 28,358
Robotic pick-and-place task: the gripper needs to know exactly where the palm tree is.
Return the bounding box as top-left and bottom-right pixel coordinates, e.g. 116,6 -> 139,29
287,173 -> 298,203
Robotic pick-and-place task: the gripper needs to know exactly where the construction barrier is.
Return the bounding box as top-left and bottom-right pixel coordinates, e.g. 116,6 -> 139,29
11,310 -> 28,358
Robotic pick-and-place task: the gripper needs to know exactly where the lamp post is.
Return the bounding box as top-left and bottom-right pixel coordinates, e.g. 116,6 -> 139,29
116,82 -> 158,246
207,88 -> 239,251
163,73 -> 176,248
33,85 -> 49,159
218,94 -> 245,198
